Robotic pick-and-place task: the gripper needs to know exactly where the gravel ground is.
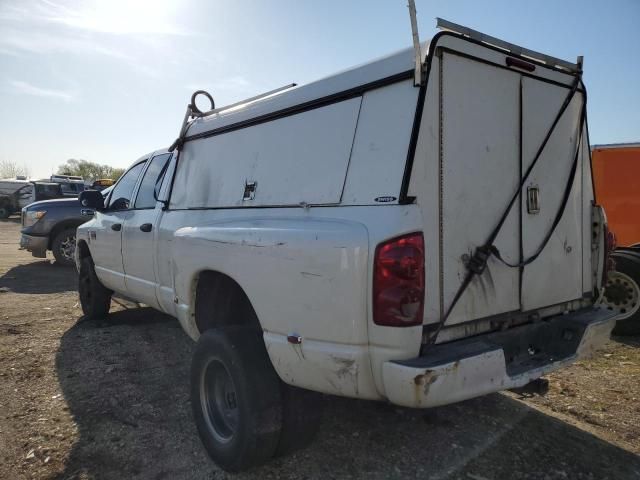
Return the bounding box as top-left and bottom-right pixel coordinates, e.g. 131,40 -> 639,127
1,217 -> 639,479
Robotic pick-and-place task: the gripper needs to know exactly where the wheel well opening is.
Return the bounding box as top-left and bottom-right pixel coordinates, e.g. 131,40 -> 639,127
195,271 -> 261,334
77,240 -> 91,260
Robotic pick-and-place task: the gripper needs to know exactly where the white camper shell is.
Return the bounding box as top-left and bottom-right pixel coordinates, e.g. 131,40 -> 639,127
77,22 -> 615,469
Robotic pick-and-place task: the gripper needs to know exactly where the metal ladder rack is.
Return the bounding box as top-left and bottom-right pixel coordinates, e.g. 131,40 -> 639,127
171,82 -> 297,152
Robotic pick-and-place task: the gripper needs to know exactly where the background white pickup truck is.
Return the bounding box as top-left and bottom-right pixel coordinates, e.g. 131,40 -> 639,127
76,22 -> 616,472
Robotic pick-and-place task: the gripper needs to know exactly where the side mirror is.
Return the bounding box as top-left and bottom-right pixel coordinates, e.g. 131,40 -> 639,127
79,190 -> 104,211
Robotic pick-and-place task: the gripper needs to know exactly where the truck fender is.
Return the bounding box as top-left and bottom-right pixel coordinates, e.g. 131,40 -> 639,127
171,217 -> 380,399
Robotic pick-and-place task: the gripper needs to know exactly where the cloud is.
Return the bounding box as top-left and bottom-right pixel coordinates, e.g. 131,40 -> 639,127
0,47 -> 20,57
39,0 -> 193,36
0,0 -> 190,77
1,28 -> 131,60
0,28 -> 163,77
8,80 -> 75,102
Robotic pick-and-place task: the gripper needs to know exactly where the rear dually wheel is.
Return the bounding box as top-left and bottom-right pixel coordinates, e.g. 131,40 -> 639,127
604,251 -> 640,336
191,326 -> 282,472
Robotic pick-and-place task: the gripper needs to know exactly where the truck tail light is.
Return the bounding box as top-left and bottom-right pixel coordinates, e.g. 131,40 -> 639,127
373,232 -> 425,327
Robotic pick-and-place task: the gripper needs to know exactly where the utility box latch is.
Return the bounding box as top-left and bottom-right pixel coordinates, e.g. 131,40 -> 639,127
243,180 -> 257,201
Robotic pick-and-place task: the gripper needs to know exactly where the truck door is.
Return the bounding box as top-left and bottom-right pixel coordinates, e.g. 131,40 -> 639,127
90,161 -> 146,293
16,185 -> 34,208
520,78 -> 585,310
440,52 -> 522,325
121,152 -> 172,309
436,49 -> 585,325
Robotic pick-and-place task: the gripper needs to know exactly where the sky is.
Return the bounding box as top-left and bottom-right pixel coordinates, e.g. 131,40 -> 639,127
0,0 -> 639,179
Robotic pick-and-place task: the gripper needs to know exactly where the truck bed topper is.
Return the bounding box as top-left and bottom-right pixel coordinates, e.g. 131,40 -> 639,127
173,18 -> 581,151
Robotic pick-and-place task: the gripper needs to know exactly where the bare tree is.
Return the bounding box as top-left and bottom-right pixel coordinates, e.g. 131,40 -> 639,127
0,160 -> 30,179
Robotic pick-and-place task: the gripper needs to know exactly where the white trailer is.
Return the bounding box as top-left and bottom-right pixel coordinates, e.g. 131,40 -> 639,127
50,174 -> 86,197
0,179 -> 61,218
76,19 -> 615,471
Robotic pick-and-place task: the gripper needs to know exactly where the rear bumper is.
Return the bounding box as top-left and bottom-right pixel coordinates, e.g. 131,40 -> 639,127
382,307 -> 616,408
19,233 -> 48,258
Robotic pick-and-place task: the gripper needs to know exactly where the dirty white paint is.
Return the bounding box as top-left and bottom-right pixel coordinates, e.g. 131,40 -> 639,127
383,312 -> 615,408
77,30 -> 608,405
410,33 -> 596,328
171,98 -> 362,208
520,78 -> 585,310
341,79 -> 419,205
170,217 -> 370,345
439,52 -> 521,324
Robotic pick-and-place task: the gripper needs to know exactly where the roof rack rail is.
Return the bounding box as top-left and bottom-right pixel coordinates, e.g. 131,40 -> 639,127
210,83 -> 298,116
170,83 -> 297,152
436,18 -> 580,73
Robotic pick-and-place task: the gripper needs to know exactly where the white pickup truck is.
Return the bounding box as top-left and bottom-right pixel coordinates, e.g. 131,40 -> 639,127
76,21 -> 616,472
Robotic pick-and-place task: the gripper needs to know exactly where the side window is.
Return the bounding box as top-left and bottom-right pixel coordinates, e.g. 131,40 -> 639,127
134,153 -> 172,209
107,161 -> 146,210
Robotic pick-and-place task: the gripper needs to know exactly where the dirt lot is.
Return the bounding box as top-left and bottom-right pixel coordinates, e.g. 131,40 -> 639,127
1,217 -> 639,480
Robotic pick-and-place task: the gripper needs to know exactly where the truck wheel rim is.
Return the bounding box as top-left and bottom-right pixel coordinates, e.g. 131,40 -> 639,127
200,359 -> 239,443
59,235 -> 76,262
603,270 -> 640,320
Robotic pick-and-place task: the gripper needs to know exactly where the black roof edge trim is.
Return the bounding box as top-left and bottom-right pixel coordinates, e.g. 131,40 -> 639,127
398,83 -> 426,204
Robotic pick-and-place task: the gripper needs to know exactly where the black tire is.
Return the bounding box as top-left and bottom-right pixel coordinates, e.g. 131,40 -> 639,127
0,204 -> 10,219
52,228 -> 77,267
605,251 -> 640,336
275,383 -> 323,456
78,256 -> 112,319
191,327 -> 283,472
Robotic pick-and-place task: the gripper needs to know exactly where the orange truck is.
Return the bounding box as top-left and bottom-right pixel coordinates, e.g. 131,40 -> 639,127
592,142 -> 640,335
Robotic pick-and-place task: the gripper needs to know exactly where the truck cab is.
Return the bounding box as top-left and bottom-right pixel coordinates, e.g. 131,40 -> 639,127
76,20 -> 616,472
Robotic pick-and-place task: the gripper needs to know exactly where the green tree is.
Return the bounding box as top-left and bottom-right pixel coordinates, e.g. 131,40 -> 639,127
57,159 -> 124,182
111,168 -> 125,180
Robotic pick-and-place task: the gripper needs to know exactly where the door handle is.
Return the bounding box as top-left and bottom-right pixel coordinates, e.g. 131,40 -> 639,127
111,223 -> 122,231
140,223 -> 153,232
527,186 -> 540,214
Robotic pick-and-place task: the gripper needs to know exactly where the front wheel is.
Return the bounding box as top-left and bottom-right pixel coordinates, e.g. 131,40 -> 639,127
191,327 -> 283,472
78,256 -> 112,319
0,204 -> 10,219
52,228 -> 77,267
